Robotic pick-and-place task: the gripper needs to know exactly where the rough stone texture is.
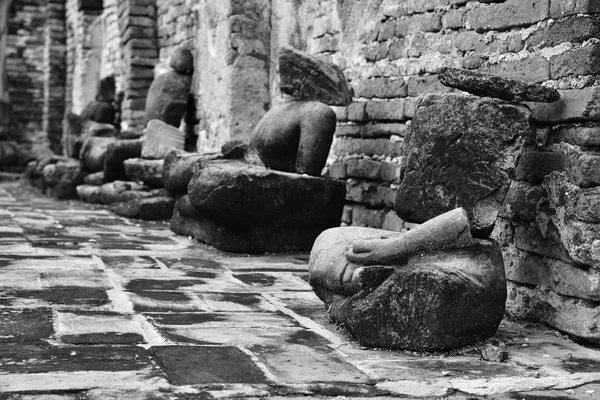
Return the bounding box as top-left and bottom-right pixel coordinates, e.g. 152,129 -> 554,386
141,120 -> 185,160
542,172 -> 600,267
169,47 -> 194,74
76,184 -> 102,204
41,158 -> 84,200
96,180 -> 152,205
279,47 -> 352,106
221,140 -> 248,159
113,194 -> 175,220
396,93 -> 530,236
548,143 -> 600,188
84,171 -> 104,186
123,158 -> 164,187
174,161 -> 345,253
103,139 -> 142,183
438,67 -> 560,103
250,101 -> 336,176
162,149 -> 219,197
144,71 -> 192,127
79,137 -> 116,173
309,227 -> 506,351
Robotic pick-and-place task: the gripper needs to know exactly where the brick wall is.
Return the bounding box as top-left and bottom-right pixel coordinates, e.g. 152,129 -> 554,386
100,0 -> 124,90
287,0 -> 600,340
6,0 -> 46,146
0,0 -> 10,139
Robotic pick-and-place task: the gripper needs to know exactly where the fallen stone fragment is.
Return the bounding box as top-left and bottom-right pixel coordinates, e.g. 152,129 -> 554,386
396,93 -> 530,236
42,158 -> 84,200
480,343 -> 509,362
438,67 -> 560,103
124,158 -> 164,187
162,149 -> 219,196
79,136 -> 116,173
98,181 -> 152,204
76,184 -> 103,204
141,120 -> 185,160
84,171 -> 104,186
279,46 -> 353,106
221,140 -> 248,159
104,139 -> 142,182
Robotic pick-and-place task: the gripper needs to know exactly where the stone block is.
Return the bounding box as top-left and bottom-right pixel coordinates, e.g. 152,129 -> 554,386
365,100 -> 406,121
124,158 -> 164,187
548,143 -> 600,187
362,42 -> 390,62
438,67 -> 560,103
550,45 -> 600,79
442,9 -> 465,30
466,0 -> 550,32
347,102 -> 367,122
514,220 -> 572,262
326,160 -> 347,179
543,173 -> 600,266
352,78 -> 408,99
113,195 -> 175,220
377,19 -> 397,41
550,0 -> 600,17
333,138 -> 403,158
480,55 -> 551,84
500,180 -> 546,222
527,87 -> 600,123
141,120 -> 185,160
549,123 -> 600,146
526,17 -> 600,50
396,94 -> 530,235
350,205 -> 386,228
346,179 -> 393,208
407,75 -> 450,97
335,123 -> 408,139
514,151 -> 565,184
382,210 -> 405,231
84,172 -> 104,186
576,187 -> 600,223
41,158 -> 84,200
507,282 -> 600,343
162,149 -> 220,197
98,181 -> 153,205
179,162 -> 346,253
505,246 -> 600,301
388,38 -> 406,60
346,159 -> 382,180
381,162 -> 402,182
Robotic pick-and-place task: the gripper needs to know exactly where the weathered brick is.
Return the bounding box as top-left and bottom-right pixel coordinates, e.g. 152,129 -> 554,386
365,100 -> 405,120
362,42 -> 390,62
550,45 -> 600,80
381,162 -> 402,182
382,210 -> 405,231
576,187 -> 600,223
352,78 -> 408,99
442,9 -> 465,30
407,75 -> 450,97
346,179 -> 393,208
331,106 -> 348,122
526,17 -> 600,50
514,221 -> 571,262
333,138 -> 404,157
480,55 -> 551,83
452,31 -> 480,52
466,0 -> 550,32
500,180 -> 547,221
351,205 -> 386,228
550,124 -> 600,146
548,143 -> 600,187
378,19 -> 397,42
336,123 -> 407,139
550,0 -> 600,17
347,102 -> 368,122
505,247 -> 600,301
326,160 -> 347,179
514,151 -> 565,184
346,159 -> 382,180
396,13 -> 442,36
527,87 -> 600,123
388,38 -> 406,60
335,124 -> 361,137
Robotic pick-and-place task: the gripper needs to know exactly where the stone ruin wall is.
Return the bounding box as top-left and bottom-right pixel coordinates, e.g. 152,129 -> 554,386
297,0 -> 600,340
5,0 -> 46,146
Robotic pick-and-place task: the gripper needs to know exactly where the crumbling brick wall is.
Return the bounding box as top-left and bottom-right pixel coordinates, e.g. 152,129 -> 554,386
289,0 -> 600,341
5,0 -> 46,145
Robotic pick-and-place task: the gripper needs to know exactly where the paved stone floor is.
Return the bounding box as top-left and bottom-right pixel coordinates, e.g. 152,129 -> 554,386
1,182 -> 600,399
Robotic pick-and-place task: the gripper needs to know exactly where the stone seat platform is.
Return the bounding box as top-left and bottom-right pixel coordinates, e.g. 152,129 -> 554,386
170,161 -> 346,253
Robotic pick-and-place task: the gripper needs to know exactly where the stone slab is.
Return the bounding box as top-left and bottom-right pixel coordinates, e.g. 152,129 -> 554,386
123,158 -> 164,187
151,345 -> 269,385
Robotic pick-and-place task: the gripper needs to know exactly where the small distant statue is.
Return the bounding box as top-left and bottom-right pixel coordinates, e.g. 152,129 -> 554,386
145,47 -> 194,127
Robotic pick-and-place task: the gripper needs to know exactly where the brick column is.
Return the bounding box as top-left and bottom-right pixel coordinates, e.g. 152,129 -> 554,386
43,0 -> 67,154
195,0 -> 271,151
118,0 -> 158,133
0,0 -> 11,139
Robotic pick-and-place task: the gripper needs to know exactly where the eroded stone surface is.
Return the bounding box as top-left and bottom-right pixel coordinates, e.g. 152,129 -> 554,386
279,47 -> 353,106
396,93 -> 530,236
124,158 -> 164,187
141,120 -> 185,160
438,67 -> 560,103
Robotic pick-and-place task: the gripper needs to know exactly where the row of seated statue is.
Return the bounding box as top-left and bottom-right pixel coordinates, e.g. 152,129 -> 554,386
157,46 -> 564,352
36,44 -> 561,352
